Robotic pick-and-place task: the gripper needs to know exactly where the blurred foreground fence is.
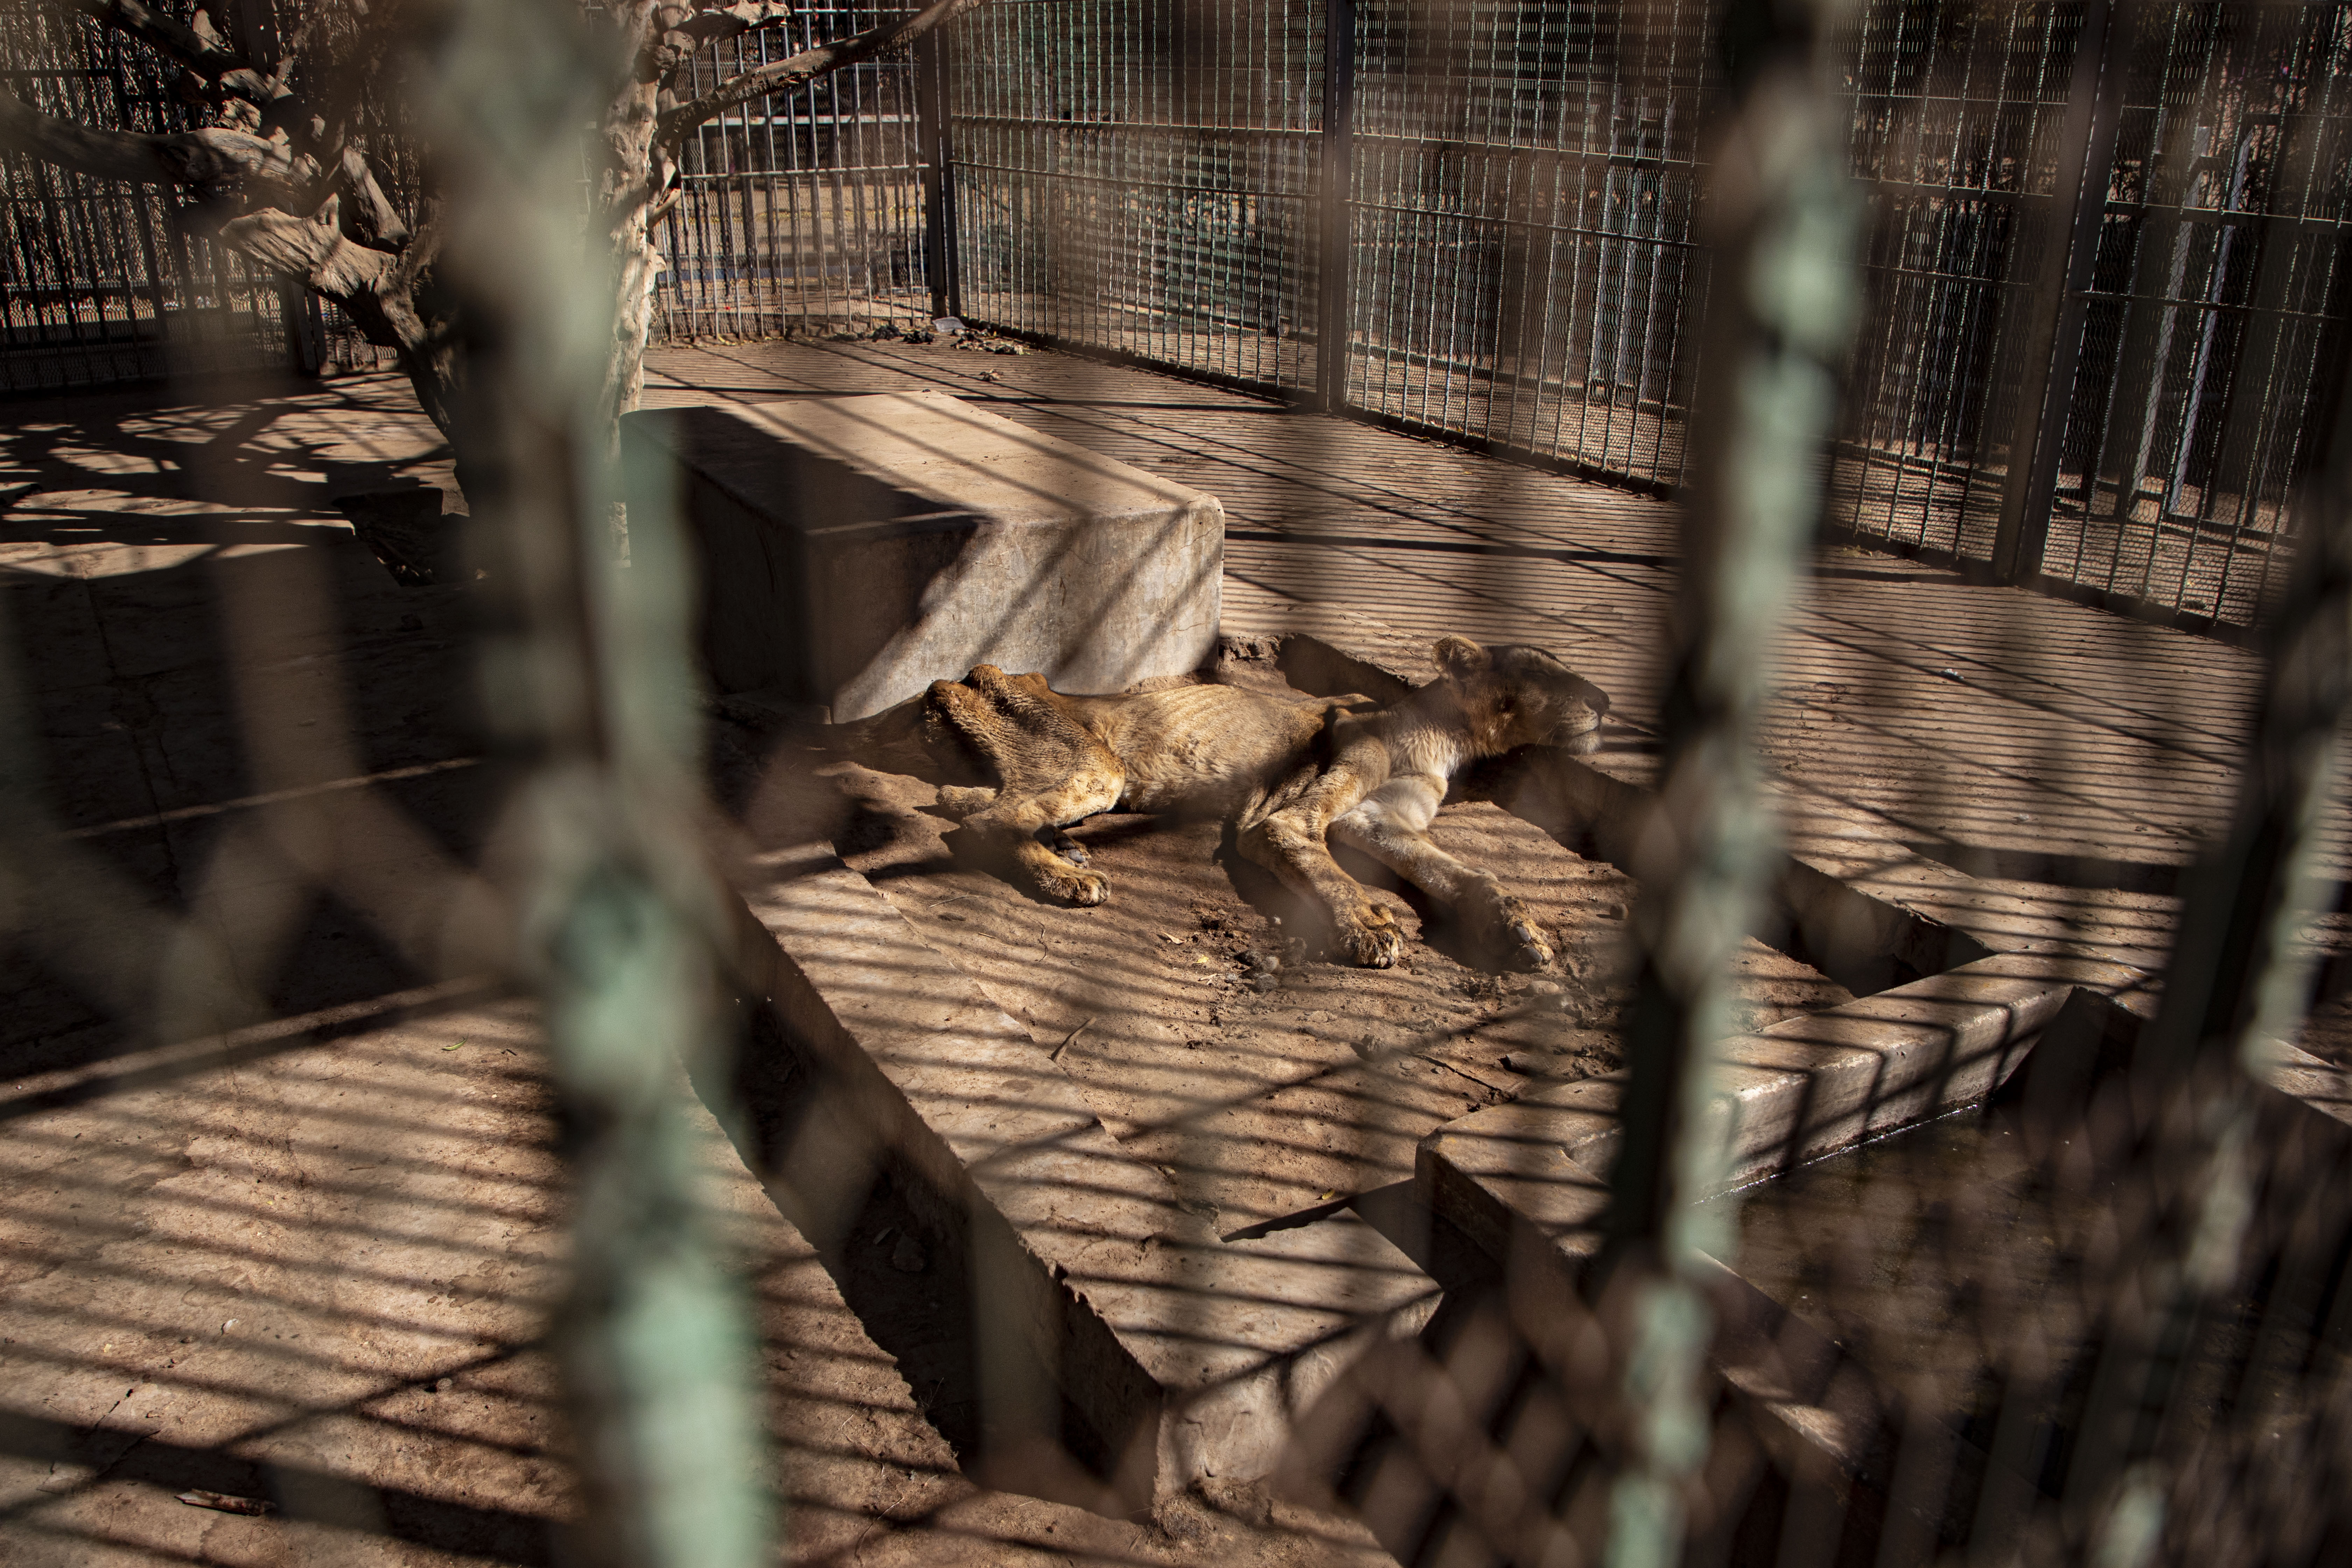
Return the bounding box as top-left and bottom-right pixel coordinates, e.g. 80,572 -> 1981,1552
4,2 -> 2352,1566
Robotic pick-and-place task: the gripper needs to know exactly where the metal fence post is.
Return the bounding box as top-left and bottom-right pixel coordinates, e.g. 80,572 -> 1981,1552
1317,0 -> 1354,414
1596,1 -> 1862,1559
1991,0 -> 2137,583
916,22 -> 959,323
277,283 -> 325,375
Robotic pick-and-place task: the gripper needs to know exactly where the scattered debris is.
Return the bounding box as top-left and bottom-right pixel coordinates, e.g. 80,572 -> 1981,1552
1049,1017 -> 1093,1060
177,1490 -> 273,1517
889,1233 -> 929,1274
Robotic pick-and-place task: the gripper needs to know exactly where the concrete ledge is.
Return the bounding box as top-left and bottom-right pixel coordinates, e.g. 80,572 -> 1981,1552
1464,744 -> 1995,995
625,393 -> 1223,719
718,839 -> 1435,1513
692,608 -> 2116,1517
1419,952 -> 2158,1270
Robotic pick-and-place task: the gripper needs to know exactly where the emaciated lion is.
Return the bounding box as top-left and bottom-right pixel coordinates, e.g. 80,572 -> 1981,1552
881,637 -> 1609,971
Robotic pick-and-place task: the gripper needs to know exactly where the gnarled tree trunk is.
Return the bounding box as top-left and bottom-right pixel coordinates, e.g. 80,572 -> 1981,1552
0,0 -> 989,529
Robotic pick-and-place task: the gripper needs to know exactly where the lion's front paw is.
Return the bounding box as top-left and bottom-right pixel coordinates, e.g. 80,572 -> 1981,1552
1036,862 -> 1110,906
1500,913 -> 1554,972
1467,886 -> 1553,971
1336,903 -> 1404,968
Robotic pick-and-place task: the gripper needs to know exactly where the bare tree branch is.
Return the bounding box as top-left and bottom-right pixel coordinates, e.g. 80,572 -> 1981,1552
640,4 -> 804,106
335,144 -> 412,250
668,0 -> 799,49
0,88 -> 307,192
222,195 -> 394,299
68,0 -> 245,76
656,0 -> 983,146
68,0 -> 288,109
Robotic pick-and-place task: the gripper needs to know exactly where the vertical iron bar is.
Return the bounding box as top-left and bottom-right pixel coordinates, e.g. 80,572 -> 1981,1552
1992,0 -> 2136,584
1316,0 -> 1353,413
916,24 -> 950,322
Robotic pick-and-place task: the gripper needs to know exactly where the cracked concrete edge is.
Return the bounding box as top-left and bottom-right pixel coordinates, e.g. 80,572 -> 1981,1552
1415,951 -> 2163,1273
714,839 -> 1435,1509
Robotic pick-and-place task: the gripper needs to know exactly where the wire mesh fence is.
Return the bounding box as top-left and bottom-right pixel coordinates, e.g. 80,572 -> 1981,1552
1827,0 -> 2085,567
1336,0 -> 1710,489
2041,0 -> 2352,626
1828,0 -> 2352,633
4,3 -> 2352,1567
0,3 -> 293,391
16,0 -> 2352,632
654,2 -> 936,341
941,0 -> 1327,391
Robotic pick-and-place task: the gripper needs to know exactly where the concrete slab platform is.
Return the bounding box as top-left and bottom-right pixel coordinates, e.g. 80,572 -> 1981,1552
624,393 -> 1223,720
1417,950 -> 2162,1272
720,836 -> 1438,1513
698,604 -> 2027,1517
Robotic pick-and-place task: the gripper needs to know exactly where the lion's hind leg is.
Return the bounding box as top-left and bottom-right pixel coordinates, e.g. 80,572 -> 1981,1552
922,667 -> 1125,905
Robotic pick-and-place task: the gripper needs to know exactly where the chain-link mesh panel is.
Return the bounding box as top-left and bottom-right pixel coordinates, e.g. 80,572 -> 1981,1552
654,2 -> 936,341
942,0 -> 1326,391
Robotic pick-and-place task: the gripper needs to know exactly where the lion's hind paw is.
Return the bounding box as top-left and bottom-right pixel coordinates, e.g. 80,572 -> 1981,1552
1036,862 -> 1110,906
1501,916 -> 1555,972
1336,905 -> 1404,968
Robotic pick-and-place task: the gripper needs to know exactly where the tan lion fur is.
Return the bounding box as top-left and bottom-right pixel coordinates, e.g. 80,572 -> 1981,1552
880,636 -> 1609,970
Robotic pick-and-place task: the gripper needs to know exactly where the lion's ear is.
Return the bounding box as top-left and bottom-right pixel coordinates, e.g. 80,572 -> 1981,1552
1432,636 -> 1489,678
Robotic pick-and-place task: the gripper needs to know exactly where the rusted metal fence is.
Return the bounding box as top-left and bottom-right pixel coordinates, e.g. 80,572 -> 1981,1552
654,1 -> 936,341
1832,0 -> 2352,634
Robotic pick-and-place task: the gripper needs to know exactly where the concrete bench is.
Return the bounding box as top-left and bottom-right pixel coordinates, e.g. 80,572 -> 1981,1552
623,392 -> 1224,720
